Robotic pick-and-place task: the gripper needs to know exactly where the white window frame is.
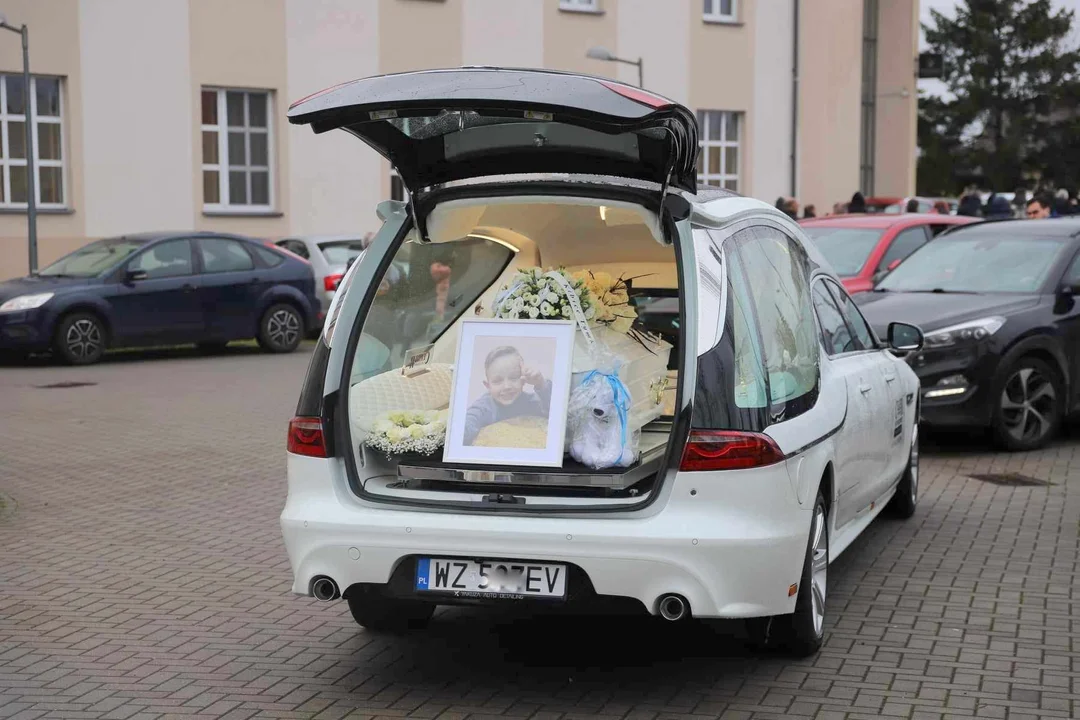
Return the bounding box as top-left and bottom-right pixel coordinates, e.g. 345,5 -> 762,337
0,74 -> 66,209
201,87 -> 275,214
703,0 -> 738,22
697,110 -> 741,191
559,0 -> 601,13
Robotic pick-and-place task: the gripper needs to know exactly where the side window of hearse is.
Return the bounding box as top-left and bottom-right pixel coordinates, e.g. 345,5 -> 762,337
730,226 -> 819,418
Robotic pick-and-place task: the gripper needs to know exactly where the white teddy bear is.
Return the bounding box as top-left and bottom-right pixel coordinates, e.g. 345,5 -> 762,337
567,370 -> 638,470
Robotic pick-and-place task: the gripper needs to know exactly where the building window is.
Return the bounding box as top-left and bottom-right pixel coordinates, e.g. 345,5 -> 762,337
859,0 -> 879,195
703,0 -> 737,22
201,88 -> 273,212
560,0 -> 600,11
696,110 -> 740,191
0,74 -> 65,208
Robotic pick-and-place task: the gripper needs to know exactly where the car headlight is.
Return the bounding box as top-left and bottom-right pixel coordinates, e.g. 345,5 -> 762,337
0,292 -> 54,313
923,316 -> 1005,349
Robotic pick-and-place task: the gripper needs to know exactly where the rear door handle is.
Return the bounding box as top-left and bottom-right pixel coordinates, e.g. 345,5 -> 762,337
182,283 -> 196,293
884,374 -> 897,383
859,384 -> 872,394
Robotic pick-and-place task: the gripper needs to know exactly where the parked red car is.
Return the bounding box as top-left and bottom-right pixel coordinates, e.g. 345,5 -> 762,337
799,213 -> 979,294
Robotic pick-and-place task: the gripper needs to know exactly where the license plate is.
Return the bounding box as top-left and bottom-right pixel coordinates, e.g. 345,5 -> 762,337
415,558 -> 567,599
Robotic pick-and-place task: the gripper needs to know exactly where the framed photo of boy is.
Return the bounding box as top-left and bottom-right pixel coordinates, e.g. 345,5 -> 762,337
443,319 -> 576,467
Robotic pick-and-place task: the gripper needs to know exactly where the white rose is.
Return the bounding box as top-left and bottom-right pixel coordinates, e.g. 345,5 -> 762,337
546,291 -> 559,303
529,294 -> 541,306
560,304 -> 571,318
540,301 -> 554,316
528,306 -> 540,318
513,298 -> 525,312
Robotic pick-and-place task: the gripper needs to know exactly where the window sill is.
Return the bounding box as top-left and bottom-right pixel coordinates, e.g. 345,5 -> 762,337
703,17 -> 743,26
0,206 -> 74,215
203,209 -> 284,218
559,6 -> 605,15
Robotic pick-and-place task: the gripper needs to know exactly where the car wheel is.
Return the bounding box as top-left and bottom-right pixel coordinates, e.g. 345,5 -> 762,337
991,357 -> 1062,452
54,312 -> 107,365
346,594 -> 434,633
751,491 -> 828,657
257,304 -> 304,353
888,424 -> 919,519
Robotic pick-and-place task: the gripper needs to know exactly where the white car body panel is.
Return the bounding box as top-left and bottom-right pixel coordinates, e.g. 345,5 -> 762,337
280,185 -> 920,621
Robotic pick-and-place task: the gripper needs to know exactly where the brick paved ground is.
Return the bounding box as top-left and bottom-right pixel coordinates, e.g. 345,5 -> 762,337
1,348 -> 1079,720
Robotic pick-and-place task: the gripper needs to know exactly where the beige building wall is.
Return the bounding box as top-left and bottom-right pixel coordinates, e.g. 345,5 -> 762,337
463,0 -> 545,68
80,0 -> 193,240
797,0 -> 864,214
689,0 -> 756,194
543,1 -> 618,79
873,0 -> 918,199
751,0 -> 795,203
285,0 -> 382,238
0,0 -> 920,282
189,0 -> 290,238
614,0 -> 689,104
0,0 -> 84,280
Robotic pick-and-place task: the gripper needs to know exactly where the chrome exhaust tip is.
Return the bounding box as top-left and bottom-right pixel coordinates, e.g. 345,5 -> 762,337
657,594 -> 689,621
311,576 -> 340,601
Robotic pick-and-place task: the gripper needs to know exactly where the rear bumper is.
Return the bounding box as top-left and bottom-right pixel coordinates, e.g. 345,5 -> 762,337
280,455 -> 811,619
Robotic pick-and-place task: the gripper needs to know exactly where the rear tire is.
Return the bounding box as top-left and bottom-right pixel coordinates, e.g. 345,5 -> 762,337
749,491 -> 827,657
53,312 -> 107,365
346,595 -> 434,633
257,304 -> 304,353
991,357 -> 1062,452
888,425 -> 919,519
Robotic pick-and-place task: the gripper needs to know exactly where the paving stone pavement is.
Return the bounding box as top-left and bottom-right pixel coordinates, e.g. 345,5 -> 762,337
2,348 -> 1079,720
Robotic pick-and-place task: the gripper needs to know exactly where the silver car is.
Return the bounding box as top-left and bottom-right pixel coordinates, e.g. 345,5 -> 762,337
275,235 -> 369,319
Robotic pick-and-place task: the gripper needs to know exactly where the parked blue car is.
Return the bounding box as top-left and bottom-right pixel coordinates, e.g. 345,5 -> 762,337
0,232 -> 319,365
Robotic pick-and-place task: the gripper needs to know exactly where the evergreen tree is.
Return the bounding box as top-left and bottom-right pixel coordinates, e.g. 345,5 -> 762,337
920,0 -> 1080,192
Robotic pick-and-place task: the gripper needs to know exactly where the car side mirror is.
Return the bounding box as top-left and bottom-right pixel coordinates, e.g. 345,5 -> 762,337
124,268 -> 148,283
887,321 -> 923,354
1060,283 -> 1079,296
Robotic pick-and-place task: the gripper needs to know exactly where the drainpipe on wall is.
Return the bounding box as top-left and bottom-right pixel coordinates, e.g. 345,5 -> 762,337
790,0 -> 800,198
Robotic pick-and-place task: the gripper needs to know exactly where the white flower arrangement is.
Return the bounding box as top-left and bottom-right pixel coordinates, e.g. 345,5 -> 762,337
493,268 -> 596,322
366,409 -> 448,457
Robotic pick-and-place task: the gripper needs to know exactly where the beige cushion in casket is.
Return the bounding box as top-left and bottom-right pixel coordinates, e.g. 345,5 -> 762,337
349,363 -> 454,436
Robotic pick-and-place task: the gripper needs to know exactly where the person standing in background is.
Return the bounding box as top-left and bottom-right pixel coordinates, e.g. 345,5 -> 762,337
1026,194 -> 1052,219
784,198 -> 800,220
957,192 -> 982,217
905,198 -> 920,213
848,192 -> 867,213
803,204 -> 817,219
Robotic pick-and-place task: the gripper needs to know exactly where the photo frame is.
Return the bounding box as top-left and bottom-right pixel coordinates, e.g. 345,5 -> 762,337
443,318 -> 576,467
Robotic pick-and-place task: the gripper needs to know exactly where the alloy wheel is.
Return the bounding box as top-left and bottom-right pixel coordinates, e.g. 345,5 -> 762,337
65,319 -> 102,362
810,502 -> 828,637
267,309 -> 300,348
1000,367 -> 1056,444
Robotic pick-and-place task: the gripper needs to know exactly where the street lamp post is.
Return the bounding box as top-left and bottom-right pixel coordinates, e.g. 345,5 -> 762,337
0,14 -> 36,274
585,46 -> 643,88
